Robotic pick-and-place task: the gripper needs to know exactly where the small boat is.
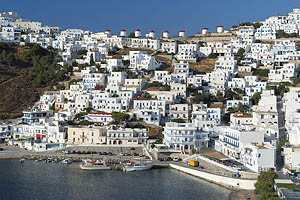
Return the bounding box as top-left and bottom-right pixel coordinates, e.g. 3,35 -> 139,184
61,159 -> 73,164
35,159 -> 43,162
79,160 -> 111,170
52,158 -> 60,163
19,158 -> 25,163
123,159 -> 153,172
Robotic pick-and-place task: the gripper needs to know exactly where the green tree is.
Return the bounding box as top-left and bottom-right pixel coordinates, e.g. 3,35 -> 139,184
253,68 -> 269,77
254,170 -> 278,200
77,49 -> 87,55
208,53 -> 218,59
0,42 -> 8,51
7,53 -> 16,67
252,92 -> 261,105
112,112 -> 130,124
236,48 -> 245,63
171,119 -> 186,123
79,120 -> 93,126
75,112 -> 87,120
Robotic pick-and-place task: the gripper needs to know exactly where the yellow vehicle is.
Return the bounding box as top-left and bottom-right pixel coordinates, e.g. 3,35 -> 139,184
189,160 -> 199,167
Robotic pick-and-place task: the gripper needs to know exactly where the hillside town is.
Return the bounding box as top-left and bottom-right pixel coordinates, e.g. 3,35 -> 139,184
2,9 -> 300,198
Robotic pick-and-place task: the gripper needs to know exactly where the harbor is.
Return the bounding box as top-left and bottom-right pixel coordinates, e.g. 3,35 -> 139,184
0,144 -> 257,199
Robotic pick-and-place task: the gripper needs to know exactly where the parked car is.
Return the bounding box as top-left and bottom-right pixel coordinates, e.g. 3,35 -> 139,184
173,157 -> 180,162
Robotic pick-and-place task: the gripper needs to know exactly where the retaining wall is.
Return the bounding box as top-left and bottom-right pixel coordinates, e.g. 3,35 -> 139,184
170,164 -> 256,190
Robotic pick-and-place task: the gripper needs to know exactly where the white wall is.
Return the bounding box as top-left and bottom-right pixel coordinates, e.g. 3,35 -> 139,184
170,164 -> 256,190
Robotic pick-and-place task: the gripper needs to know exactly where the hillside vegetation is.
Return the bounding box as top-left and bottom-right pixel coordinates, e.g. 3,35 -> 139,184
189,58 -> 216,73
0,43 -> 70,119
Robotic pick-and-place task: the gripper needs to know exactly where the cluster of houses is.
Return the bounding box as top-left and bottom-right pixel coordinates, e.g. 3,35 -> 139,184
2,9 -> 300,174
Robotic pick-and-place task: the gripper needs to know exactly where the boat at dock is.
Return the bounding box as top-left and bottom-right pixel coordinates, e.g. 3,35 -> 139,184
123,159 -> 153,172
79,160 -> 111,170
19,158 -> 25,163
61,159 -> 72,164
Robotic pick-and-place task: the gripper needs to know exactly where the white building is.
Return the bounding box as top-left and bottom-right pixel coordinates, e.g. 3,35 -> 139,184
163,122 -> 209,152
268,63 -> 297,83
129,51 -> 160,71
176,44 -> 199,62
174,61 -> 189,75
214,55 -> 238,73
107,128 -> 148,146
160,41 -> 177,54
241,142 -> 276,172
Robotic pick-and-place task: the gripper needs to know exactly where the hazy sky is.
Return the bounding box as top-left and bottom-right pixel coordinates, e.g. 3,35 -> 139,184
2,0 -> 300,36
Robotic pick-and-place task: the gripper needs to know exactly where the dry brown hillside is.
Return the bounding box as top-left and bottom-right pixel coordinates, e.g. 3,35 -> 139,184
189,58 -> 216,73
0,64 -> 49,119
112,48 -> 154,59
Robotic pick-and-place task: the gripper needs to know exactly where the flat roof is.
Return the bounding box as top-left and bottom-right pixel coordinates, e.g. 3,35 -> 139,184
275,179 -> 294,184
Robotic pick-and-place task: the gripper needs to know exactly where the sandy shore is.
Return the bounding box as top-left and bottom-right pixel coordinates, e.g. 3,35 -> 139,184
0,144 -> 30,159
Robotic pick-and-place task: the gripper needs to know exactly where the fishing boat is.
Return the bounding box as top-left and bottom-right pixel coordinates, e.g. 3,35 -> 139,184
19,158 -> 25,163
61,159 -> 72,164
79,160 -> 111,170
35,159 -> 43,162
123,159 -> 153,172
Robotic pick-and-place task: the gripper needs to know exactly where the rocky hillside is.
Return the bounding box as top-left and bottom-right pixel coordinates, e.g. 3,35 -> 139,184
0,43 -> 70,119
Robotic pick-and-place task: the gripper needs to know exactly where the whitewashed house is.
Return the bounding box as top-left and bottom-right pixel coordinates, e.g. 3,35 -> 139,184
163,122 -> 209,152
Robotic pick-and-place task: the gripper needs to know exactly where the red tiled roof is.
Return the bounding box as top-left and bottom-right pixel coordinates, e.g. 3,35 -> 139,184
135,98 -> 149,101
121,29 -> 126,32
233,115 -> 251,118
105,29 -> 111,32
179,30 -> 185,32
202,28 -> 208,30
136,29 -> 141,31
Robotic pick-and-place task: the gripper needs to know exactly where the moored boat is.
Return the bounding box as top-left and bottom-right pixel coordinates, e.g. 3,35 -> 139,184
79,160 -> 111,170
123,159 -> 153,172
61,159 -> 72,164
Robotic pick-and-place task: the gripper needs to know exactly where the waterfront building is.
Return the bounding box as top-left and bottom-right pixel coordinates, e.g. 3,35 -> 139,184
67,126 -> 106,145
240,142 -> 276,172
106,128 -> 148,146
163,122 -> 209,152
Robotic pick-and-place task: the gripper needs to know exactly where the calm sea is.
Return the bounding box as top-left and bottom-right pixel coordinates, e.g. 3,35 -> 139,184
0,160 -> 230,200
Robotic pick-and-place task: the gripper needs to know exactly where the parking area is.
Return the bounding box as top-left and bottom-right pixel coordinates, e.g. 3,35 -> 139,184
201,151 -> 245,171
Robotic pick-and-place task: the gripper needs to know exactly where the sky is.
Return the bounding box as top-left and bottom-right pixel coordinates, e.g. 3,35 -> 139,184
2,0 -> 300,36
